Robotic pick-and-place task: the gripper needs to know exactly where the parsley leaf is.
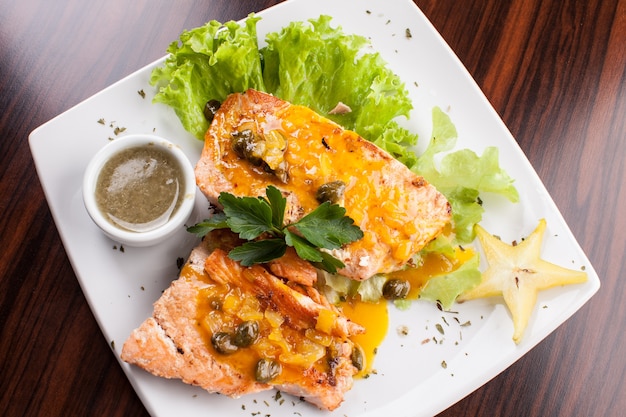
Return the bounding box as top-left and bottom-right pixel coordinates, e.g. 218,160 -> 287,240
229,238 -> 287,266
219,192 -> 277,240
293,202 -> 363,249
315,251 -> 346,274
284,230 -> 324,263
186,212 -> 228,237
265,184 -> 286,229
187,185 -> 363,272
284,230 -> 346,273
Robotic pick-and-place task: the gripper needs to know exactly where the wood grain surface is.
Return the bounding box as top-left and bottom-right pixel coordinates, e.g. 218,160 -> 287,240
1,0 -> 624,416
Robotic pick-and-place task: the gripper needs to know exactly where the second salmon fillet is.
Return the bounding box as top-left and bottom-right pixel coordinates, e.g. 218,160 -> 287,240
121,230 -> 364,411
195,89 -> 451,280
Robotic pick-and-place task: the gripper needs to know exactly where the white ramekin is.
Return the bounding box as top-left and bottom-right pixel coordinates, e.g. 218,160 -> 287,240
82,134 -> 196,247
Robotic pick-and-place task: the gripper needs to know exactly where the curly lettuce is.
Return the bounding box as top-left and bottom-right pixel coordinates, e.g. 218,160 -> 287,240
150,14 -> 417,159
150,16 -> 265,139
419,251 -> 482,310
262,15 -> 416,156
415,107 -> 519,243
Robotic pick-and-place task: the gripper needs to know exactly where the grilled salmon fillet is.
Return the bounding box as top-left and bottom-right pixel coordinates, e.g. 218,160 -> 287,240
195,89 -> 451,280
121,230 -> 364,411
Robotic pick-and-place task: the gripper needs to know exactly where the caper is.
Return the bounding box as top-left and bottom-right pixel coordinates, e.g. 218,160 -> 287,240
350,344 -> 365,371
254,358 -> 282,383
231,129 -> 253,158
315,180 -> 346,204
382,278 -> 410,300
203,99 -> 221,123
233,320 -> 259,347
211,331 -> 238,355
231,129 -> 264,166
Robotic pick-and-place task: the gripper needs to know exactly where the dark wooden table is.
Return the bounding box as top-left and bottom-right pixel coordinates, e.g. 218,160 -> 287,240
1,0 -> 624,415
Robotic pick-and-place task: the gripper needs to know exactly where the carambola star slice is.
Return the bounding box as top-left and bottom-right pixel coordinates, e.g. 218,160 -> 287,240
459,219 -> 587,343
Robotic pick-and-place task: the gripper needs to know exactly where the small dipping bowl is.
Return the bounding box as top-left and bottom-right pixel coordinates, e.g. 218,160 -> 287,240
82,134 -> 196,247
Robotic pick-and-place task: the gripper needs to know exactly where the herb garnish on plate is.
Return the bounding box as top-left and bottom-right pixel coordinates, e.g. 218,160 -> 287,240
188,185 -> 363,273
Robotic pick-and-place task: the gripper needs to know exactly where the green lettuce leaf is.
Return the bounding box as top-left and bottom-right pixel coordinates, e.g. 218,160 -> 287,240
415,107 -> 519,243
419,251 -> 482,310
150,14 -> 417,159
150,15 -> 265,139
317,270 -> 358,305
262,15 -> 417,159
356,274 -> 387,303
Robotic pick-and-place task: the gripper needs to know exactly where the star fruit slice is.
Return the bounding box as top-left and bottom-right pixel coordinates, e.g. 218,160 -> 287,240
459,218 -> 587,343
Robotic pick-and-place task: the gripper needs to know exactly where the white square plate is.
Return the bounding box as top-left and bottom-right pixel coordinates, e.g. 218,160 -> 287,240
29,0 -> 600,416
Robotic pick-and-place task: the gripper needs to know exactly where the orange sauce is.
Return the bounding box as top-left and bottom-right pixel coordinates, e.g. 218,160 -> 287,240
194,277 -> 335,383
341,245 -> 475,376
341,300 -> 388,377
388,246 -> 475,300
190,239 -> 474,382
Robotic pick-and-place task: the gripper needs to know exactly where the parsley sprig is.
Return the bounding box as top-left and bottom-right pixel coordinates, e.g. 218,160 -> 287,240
187,186 -> 364,273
